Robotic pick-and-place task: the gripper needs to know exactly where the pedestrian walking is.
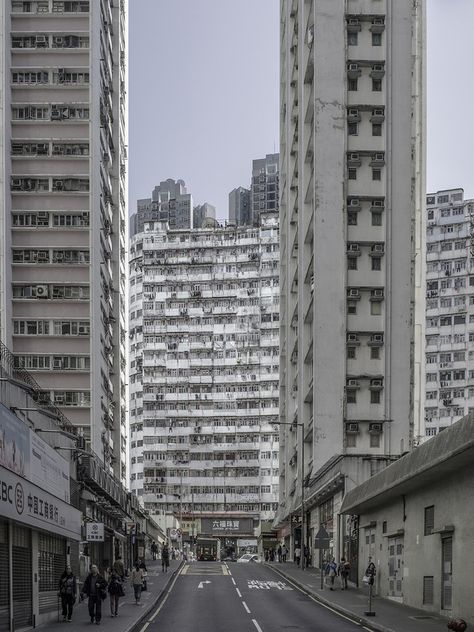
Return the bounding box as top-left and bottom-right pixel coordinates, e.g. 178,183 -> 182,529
58,565 -> 77,622
139,559 -> 148,591
151,542 -> 158,561
327,559 -> 337,590
162,544 -> 170,573
294,545 -> 301,566
131,563 -> 144,604
107,568 -> 124,617
112,555 -> 124,580
277,544 -> 282,563
338,558 -> 351,590
81,565 -> 107,625
304,545 -> 310,569
282,544 -> 288,562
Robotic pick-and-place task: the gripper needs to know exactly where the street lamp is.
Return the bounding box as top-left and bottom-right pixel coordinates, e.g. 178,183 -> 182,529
272,420 -> 306,570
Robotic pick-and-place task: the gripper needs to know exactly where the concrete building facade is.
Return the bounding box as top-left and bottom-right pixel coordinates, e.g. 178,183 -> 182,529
130,179 -> 193,237
129,221 -> 280,553
0,0 -> 128,483
229,186 -> 251,227
276,0 -> 425,564
251,153 -> 279,226
425,188 -> 474,438
341,413 -> 474,622
193,202 -> 216,229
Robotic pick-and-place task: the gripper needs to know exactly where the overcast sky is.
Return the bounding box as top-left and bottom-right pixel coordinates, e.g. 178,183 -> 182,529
129,1 -> 474,219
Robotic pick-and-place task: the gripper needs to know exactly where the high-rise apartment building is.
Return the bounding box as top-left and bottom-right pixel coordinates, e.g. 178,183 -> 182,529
193,202 -> 216,229
229,186 -> 251,227
276,0 -> 425,561
425,188 -> 474,438
0,0 -> 128,482
129,221 -> 280,552
251,153 -> 279,226
130,179 -> 192,237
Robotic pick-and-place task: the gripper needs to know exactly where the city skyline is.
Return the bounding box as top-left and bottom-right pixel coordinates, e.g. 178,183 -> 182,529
129,0 -> 474,219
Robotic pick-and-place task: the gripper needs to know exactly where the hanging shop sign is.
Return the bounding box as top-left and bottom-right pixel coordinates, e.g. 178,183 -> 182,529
0,403 -> 70,502
201,517 -> 254,535
86,522 -> 105,542
0,464 -> 81,540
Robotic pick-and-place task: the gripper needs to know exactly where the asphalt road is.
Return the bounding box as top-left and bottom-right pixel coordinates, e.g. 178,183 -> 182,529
141,561 -> 370,632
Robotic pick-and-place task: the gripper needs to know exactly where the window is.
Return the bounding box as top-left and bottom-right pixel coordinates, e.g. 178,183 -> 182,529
372,123 -> 382,136
348,257 -> 357,270
348,122 -> 358,135
346,433 -> 357,448
423,576 -> 434,605
372,79 -> 382,91
348,31 -> 358,46
372,212 -> 382,226
424,505 -> 434,535
370,433 -> 380,447
347,301 -> 357,315
347,346 -> 356,359
346,389 -> 357,404
372,257 -> 381,271
348,78 -> 358,91
370,347 -> 380,360
348,168 -> 357,180
371,302 -> 382,315
372,32 -> 382,46
371,390 -> 381,404
348,212 -> 358,225
382,521 -> 387,534
372,169 -> 382,181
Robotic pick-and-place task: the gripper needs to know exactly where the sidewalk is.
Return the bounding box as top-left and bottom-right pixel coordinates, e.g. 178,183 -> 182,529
266,562 -> 450,632
45,560 -> 181,631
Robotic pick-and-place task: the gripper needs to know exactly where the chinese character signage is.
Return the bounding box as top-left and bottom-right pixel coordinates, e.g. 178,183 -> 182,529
201,517 -> 254,535
86,523 -> 105,542
0,464 -> 81,540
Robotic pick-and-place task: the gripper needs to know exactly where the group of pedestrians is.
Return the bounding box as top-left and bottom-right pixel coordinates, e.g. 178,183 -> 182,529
325,558 -> 351,590
57,554 -> 150,624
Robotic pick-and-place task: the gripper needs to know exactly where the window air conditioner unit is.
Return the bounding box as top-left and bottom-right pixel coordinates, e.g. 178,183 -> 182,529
372,289 -> 384,297
347,334 -> 358,343
348,289 -> 360,297
348,19 -> 359,26
348,244 -> 360,252
373,109 -> 384,117
372,18 -> 384,25
349,199 -> 360,207
373,334 -> 384,343
371,379 -> 383,388
55,394 -> 66,404
372,199 -> 384,207
369,422 -> 383,432
35,284 -> 49,298
53,358 -> 63,369
53,36 -> 64,45
372,244 -> 384,253
37,212 -> 48,219
347,379 -> 359,387
51,108 -> 62,120
12,178 -> 23,188
36,36 -> 47,45
374,153 -> 384,161
348,63 -> 359,71
347,423 -> 359,433
372,65 -> 384,72
349,153 -> 360,160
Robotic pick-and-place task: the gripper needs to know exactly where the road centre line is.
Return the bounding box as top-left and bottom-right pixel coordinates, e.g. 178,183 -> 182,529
231,577 -> 236,585
236,587 -> 242,598
242,601 -> 251,614
252,619 -> 264,632
268,565 -> 375,629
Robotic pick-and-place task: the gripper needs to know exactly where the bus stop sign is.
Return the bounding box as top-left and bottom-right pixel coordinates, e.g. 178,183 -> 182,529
314,525 -> 330,549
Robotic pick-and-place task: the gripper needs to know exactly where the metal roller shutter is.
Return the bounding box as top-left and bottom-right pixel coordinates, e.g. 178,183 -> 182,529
12,526 -> 32,630
0,521 -> 9,632
38,533 -> 67,614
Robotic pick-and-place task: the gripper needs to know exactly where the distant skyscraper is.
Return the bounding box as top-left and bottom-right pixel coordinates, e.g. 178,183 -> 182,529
251,154 -> 279,226
229,187 -> 251,226
130,179 -> 193,236
193,202 -> 216,228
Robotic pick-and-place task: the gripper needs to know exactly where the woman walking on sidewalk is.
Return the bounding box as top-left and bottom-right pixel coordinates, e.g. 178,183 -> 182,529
162,544 -> 170,573
107,568 -> 124,617
58,565 -> 77,622
131,563 -> 144,605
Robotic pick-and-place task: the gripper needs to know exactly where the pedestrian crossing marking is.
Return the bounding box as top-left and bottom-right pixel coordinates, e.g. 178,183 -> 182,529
180,564 -> 229,576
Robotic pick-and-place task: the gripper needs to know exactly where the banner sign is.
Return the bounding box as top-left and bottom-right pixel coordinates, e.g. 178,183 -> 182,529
201,517 -> 254,535
0,464 -> 81,540
86,523 -> 104,542
0,403 -> 70,502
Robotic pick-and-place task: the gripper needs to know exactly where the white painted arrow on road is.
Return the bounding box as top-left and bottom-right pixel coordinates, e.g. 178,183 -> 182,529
198,581 -> 211,589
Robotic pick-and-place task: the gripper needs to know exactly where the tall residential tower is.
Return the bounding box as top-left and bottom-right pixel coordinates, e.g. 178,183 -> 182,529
276,0 -> 425,561
0,0 -> 128,482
